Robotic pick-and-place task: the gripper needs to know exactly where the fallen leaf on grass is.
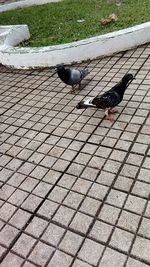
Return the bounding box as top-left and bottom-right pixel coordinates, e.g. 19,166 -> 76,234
100,14 -> 118,25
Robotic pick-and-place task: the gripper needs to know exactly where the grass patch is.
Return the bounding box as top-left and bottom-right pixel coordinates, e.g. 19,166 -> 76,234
0,0 -> 149,47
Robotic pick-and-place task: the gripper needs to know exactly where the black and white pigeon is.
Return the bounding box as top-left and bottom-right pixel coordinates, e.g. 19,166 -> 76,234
76,73 -> 135,121
56,64 -> 89,92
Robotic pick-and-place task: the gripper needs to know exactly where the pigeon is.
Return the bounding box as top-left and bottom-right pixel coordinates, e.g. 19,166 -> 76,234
76,73 -> 135,121
56,64 -> 89,92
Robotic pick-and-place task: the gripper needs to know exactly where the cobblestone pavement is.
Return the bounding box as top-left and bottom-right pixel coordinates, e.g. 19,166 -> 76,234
0,44 -> 150,267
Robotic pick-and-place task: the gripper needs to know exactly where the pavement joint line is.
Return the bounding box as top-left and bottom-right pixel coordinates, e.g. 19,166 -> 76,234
45,51 -> 143,267
0,55 -> 121,187
1,205 -> 150,267
69,53 -> 150,267
123,194 -> 150,266
97,142 -> 150,267
0,45 -> 149,262
0,68 -> 56,117
0,53 -> 147,193
0,51 -> 126,264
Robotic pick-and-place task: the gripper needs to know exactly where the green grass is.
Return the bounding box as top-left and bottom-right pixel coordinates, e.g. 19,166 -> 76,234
0,0 -> 149,47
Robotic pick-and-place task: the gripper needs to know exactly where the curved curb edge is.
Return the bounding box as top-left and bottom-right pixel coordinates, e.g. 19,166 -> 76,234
0,22 -> 150,69
0,0 -> 62,12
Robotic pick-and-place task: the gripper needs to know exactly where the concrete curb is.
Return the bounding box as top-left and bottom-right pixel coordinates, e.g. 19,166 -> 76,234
0,0 -> 62,12
0,25 -> 30,48
0,22 -> 150,69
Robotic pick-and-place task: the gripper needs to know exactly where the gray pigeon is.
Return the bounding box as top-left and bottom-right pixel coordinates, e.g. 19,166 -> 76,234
76,73 -> 135,121
56,64 -> 89,92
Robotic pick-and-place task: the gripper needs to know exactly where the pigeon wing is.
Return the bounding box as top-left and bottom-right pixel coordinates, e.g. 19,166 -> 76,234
92,91 -> 121,109
68,69 -> 82,85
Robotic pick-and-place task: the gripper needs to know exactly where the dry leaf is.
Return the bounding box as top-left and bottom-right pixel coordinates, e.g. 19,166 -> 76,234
100,14 -> 118,26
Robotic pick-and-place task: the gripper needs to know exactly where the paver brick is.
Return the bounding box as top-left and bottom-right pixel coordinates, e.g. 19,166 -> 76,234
47,250 -> 73,267
99,204 -> 120,224
99,247 -> 126,267
131,236 -> 150,263
0,252 -> 24,267
26,216 -> 48,237
53,205 -> 75,226
78,238 -> 104,266
125,195 -> 147,214
29,241 -> 54,265
0,225 -> 19,246
70,212 -> 93,234
110,228 -> 134,252
12,233 -> 36,257
90,220 -> 113,243
59,230 -> 83,255
126,257 -> 150,267
0,43 -> 150,267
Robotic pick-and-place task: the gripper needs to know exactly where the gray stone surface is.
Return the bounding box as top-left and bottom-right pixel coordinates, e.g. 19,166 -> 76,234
0,43 -> 150,266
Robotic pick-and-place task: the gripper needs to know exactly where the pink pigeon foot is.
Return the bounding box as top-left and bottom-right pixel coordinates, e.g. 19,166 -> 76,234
105,114 -> 115,122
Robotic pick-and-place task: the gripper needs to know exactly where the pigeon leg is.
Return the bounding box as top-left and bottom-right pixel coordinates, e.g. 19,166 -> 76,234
70,85 -> 76,94
109,108 -> 118,114
78,81 -> 81,89
104,109 -> 115,122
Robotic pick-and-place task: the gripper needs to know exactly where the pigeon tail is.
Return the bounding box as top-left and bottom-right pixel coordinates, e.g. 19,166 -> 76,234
76,98 -> 96,109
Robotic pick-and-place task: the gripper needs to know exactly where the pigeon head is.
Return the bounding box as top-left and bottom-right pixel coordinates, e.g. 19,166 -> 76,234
55,64 -> 65,72
122,73 -> 135,86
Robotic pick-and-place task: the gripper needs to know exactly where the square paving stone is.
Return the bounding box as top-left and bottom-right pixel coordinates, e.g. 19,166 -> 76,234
126,257 -> 150,267
63,191 -> 83,209
117,210 -> 140,232
90,220 -> 113,243
88,183 -> 109,200
0,203 -> 16,221
96,171 -> 115,186
132,181 -> 150,198
53,205 -> 75,226
131,236 -> 150,263
99,204 -> 120,224
72,259 -> 92,267
47,250 -> 73,267
79,196 -> 101,216
12,233 -> 36,257
109,228 -> 134,252
138,217 -> 150,239
106,189 -> 127,208
29,241 -> 54,266
114,176 -> 133,192
0,252 -> 24,267
41,223 -> 65,246
70,212 -> 93,234
59,230 -> 83,255
25,216 -> 48,237
38,200 -> 58,219
99,247 -> 127,267
9,209 -> 31,229
0,225 -> 19,247
78,238 -> 104,266
125,195 -> 147,214
21,194 -> 41,212
72,178 -> 92,195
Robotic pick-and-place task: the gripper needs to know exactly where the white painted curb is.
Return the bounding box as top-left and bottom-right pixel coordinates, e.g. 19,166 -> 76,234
0,0 -> 62,12
0,22 -> 150,69
0,25 -> 30,48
